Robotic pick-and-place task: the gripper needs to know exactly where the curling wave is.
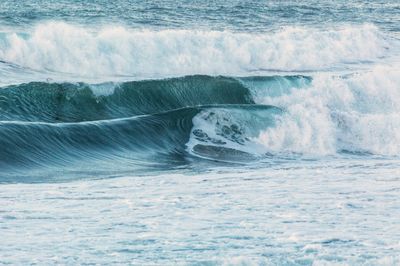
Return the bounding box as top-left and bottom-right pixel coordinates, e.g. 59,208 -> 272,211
1,69 -> 400,182
0,75 -> 291,181
0,105 -> 281,180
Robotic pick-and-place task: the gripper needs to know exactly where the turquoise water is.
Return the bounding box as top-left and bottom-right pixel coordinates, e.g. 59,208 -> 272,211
1,1 -> 400,265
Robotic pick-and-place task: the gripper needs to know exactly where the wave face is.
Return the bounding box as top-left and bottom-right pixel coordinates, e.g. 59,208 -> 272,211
2,68 -> 400,182
0,22 -> 394,80
0,75 -> 285,181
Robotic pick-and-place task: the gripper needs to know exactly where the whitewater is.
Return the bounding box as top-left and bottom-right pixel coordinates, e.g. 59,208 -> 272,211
1,1 -> 400,265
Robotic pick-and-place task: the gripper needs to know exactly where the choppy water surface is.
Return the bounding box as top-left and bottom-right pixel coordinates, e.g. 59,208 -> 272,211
0,0 -> 400,265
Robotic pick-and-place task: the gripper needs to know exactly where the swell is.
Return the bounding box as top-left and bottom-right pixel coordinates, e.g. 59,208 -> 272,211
0,75 -> 254,122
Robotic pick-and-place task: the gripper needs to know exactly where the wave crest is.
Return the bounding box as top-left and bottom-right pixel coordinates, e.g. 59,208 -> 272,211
0,22 -> 392,78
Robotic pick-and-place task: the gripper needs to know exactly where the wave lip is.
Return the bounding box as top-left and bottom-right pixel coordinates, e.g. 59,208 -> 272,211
0,22 -> 393,79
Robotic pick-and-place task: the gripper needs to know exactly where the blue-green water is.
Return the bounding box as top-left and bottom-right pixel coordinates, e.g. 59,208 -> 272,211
1,1 -> 400,265
1,0 -> 399,32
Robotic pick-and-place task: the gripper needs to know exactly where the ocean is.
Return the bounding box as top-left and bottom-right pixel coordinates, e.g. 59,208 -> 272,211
1,0 -> 400,265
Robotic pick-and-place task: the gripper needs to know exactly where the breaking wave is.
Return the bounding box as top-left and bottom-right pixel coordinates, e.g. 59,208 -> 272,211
1,68 -> 400,182
0,22 -> 393,79
0,20 -> 400,182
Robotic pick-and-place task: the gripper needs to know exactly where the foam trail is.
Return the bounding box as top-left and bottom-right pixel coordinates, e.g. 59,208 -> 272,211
0,22 -> 393,78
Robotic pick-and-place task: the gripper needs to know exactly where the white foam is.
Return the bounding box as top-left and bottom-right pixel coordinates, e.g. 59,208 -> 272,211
0,22 -> 393,78
185,64 -> 400,157
187,107 -> 276,159
255,64 -> 400,156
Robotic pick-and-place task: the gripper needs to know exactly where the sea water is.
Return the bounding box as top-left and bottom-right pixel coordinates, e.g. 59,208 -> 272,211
0,1 -> 400,265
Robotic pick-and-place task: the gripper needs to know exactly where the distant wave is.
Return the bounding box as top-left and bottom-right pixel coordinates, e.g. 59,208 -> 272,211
0,22 -> 393,78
